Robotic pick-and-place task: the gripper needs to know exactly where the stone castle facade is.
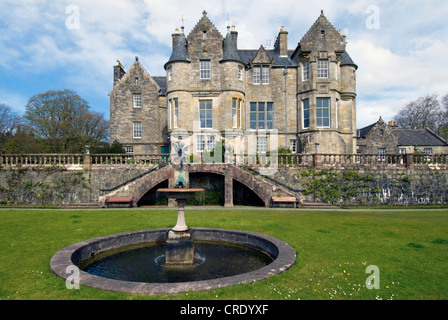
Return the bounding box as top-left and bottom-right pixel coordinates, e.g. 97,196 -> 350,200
109,10 -> 358,156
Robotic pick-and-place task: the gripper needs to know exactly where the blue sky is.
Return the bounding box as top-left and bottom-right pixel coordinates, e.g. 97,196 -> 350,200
1,0 -> 447,128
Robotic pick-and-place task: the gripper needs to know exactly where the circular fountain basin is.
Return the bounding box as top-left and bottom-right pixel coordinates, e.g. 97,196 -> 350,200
50,228 -> 296,295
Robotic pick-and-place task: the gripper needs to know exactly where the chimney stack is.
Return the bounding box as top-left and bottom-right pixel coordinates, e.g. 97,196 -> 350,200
113,60 -> 125,85
172,28 -> 181,50
230,25 -> 238,47
276,26 -> 288,57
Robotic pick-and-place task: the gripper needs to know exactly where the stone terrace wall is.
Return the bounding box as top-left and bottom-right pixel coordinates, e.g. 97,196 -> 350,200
267,166 -> 448,206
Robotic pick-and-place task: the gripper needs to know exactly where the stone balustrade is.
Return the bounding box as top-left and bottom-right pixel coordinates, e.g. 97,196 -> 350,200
1,153 -> 447,170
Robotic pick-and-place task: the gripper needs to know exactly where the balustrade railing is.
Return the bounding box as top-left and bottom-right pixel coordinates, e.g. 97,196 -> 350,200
0,154 -> 84,167
1,153 -> 448,169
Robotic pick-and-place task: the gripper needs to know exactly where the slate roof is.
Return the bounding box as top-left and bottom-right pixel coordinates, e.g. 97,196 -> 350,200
152,76 -> 167,95
221,32 -> 244,63
357,121 -> 448,146
165,33 -> 190,67
396,129 -> 448,146
341,51 -> 358,69
238,49 -> 297,67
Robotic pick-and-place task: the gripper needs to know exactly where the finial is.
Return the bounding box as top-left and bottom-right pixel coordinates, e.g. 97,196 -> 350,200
281,26 -> 285,32
135,56 -> 139,61
202,10 -> 207,16
321,9 -> 324,16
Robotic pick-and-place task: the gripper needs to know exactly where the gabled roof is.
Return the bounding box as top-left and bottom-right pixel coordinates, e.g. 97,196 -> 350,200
110,58 -> 162,95
357,118 -> 448,146
187,10 -> 223,40
299,10 -> 346,53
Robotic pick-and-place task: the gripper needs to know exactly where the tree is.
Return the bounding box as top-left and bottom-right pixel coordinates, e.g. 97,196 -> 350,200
393,94 -> 443,132
438,94 -> 448,141
23,89 -> 109,153
0,103 -> 24,153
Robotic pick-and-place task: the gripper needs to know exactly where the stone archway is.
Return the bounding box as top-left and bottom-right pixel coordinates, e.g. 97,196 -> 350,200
99,164 -> 295,207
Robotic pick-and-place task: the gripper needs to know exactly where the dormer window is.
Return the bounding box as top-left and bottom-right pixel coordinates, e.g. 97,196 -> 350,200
253,65 -> 270,84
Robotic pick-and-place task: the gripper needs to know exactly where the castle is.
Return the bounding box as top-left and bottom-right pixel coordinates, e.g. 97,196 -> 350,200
109,10 -> 358,157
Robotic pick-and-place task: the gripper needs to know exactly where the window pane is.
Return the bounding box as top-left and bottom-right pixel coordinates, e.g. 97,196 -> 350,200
316,98 -> 330,128
253,67 -> 260,84
133,122 -> 142,138
262,67 -> 269,84
199,100 -> 212,128
133,94 -> 141,108
317,60 -> 328,78
200,60 -> 211,79
303,99 -> 310,128
197,135 -> 205,152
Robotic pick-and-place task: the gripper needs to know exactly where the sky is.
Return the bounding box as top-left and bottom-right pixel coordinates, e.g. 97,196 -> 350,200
1,0 -> 447,129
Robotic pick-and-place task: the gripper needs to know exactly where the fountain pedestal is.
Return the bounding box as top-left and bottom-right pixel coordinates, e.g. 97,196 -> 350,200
157,188 -> 204,265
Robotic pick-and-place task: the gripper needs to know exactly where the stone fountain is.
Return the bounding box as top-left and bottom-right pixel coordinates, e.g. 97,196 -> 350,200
157,142 -> 204,265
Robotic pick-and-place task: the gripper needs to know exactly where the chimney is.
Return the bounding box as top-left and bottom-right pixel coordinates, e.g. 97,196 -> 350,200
388,120 -> 398,128
172,28 -> 181,50
277,26 -> 288,57
113,60 -> 125,85
230,25 -> 238,47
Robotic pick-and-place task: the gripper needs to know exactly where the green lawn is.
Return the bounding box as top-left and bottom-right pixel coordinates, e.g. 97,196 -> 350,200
0,208 -> 447,300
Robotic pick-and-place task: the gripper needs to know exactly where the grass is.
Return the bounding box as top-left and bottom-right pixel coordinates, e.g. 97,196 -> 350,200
0,208 -> 447,300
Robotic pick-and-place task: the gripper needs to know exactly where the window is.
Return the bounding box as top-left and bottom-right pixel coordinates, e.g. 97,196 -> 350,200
133,122 -> 142,139
133,93 -> 142,108
424,148 -> 433,161
232,98 -> 241,128
378,148 -> 386,161
200,60 -> 211,79
250,102 -> 274,130
196,135 -> 216,152
316,97 -> 330,127
317,59 -> 329,78
302,62 -> 309,81
257,136 -> 267,153
169,98 -> 178,129
238,66 -> 243,80
303,99 -> 310,129
199,100 -> 213,128
125,146 -> 134,154
262,67 -> 270,84
203,31 -> 207,40
253,66 -> 269,84
253,67 -> 260,84
135,78 -> 139,85
320,30 -> 325,40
